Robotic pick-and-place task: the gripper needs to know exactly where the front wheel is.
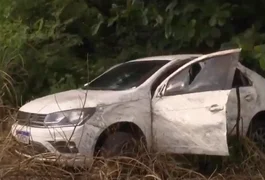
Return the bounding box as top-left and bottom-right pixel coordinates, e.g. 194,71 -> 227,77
248,121 -> 265,152
99,132 -> 139,158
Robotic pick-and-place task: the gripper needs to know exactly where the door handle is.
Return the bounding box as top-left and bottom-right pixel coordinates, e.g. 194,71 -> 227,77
244,94 -> 253,101
209,104 -> 224,112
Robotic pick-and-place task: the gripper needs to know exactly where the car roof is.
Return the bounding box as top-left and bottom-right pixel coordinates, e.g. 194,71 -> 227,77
129,54 -> 203,62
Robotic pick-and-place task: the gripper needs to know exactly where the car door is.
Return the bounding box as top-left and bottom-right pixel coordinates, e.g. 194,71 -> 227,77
151,49 -> 241,156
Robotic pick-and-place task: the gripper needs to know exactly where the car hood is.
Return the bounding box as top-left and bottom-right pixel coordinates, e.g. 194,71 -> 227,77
19,89 -> 139,114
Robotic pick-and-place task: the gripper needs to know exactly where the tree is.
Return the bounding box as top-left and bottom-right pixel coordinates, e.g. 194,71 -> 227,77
1,0 -> 265,105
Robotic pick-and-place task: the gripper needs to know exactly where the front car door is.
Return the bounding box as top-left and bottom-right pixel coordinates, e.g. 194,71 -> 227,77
152,49 -> 241,156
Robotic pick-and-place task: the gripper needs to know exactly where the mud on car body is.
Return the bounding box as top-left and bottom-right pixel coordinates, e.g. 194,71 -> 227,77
11,48 -> 265,166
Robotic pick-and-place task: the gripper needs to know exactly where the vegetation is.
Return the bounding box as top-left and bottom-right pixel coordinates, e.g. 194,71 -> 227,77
1,0 -> 265,179
0,121 -> 265,179
0,0 -> 265,105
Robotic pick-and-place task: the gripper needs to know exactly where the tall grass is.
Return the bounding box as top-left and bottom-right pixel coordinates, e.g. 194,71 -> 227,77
0,47 -> 26,132
0,46 -> 26,107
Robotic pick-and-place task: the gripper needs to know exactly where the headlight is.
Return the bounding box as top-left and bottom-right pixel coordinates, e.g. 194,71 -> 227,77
44,108 -> 96,127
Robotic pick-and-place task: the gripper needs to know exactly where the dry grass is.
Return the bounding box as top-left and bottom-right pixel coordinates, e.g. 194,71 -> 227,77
0,120 -> 265,180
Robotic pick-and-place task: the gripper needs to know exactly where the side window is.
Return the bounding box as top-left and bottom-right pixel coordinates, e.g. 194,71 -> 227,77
165,63 -> 202,96
232,68 -> 252,87
151,58 -> 199,97
164,53 -> 239,96
151,65 -> 180,97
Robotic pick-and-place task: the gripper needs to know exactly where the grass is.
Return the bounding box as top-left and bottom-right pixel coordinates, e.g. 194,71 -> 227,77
0,114 -> 265,180
0,47 -> 25,106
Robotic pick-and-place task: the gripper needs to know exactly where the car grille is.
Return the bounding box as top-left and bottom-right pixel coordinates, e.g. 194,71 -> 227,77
17,111 -> 47,127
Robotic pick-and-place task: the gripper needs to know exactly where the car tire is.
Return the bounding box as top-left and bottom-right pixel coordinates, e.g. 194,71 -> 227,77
248,120 -> 265,152
197,155 -> 223,175
99,132 -> 139,158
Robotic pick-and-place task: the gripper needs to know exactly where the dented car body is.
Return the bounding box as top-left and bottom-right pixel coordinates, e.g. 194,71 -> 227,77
10,48 -> 265,166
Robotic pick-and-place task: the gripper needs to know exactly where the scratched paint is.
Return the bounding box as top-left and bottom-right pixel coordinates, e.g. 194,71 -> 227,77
152,90 -> 231,156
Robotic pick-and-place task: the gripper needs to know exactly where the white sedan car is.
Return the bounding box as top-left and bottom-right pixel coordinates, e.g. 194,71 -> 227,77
11,48 -> 265,166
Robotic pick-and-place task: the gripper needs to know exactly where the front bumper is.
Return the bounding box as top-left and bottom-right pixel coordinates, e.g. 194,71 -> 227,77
11,122 -> 102,167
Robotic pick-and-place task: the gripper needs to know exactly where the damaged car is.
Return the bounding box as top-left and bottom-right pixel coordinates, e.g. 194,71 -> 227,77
10,48 -> 265,166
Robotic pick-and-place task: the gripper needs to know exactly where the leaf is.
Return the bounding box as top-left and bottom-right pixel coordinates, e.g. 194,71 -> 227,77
91,21 -> 103,36
131,0 -> 136,5
209,16 -> 217,26
112,3 -> 118,9
91,13 -> 104,35
165,24 -> 172,39
107,15 -> 119,27
254,44 -> 265,52
155,15 -> 163,26
34,18 -> 44,32
166,0 -> 178,12
191,19 -> 196,27
218,19 -> 225,26
259,56 -> 265,70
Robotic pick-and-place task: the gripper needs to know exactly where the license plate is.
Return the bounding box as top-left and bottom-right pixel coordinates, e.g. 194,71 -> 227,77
16,130 -> 30,144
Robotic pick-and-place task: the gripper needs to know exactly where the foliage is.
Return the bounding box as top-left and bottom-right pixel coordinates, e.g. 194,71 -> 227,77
1,0 -> 265,105
0,47 -> 26,106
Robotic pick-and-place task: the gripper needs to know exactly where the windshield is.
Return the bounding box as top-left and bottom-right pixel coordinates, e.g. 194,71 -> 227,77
82,60 -> 169,90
